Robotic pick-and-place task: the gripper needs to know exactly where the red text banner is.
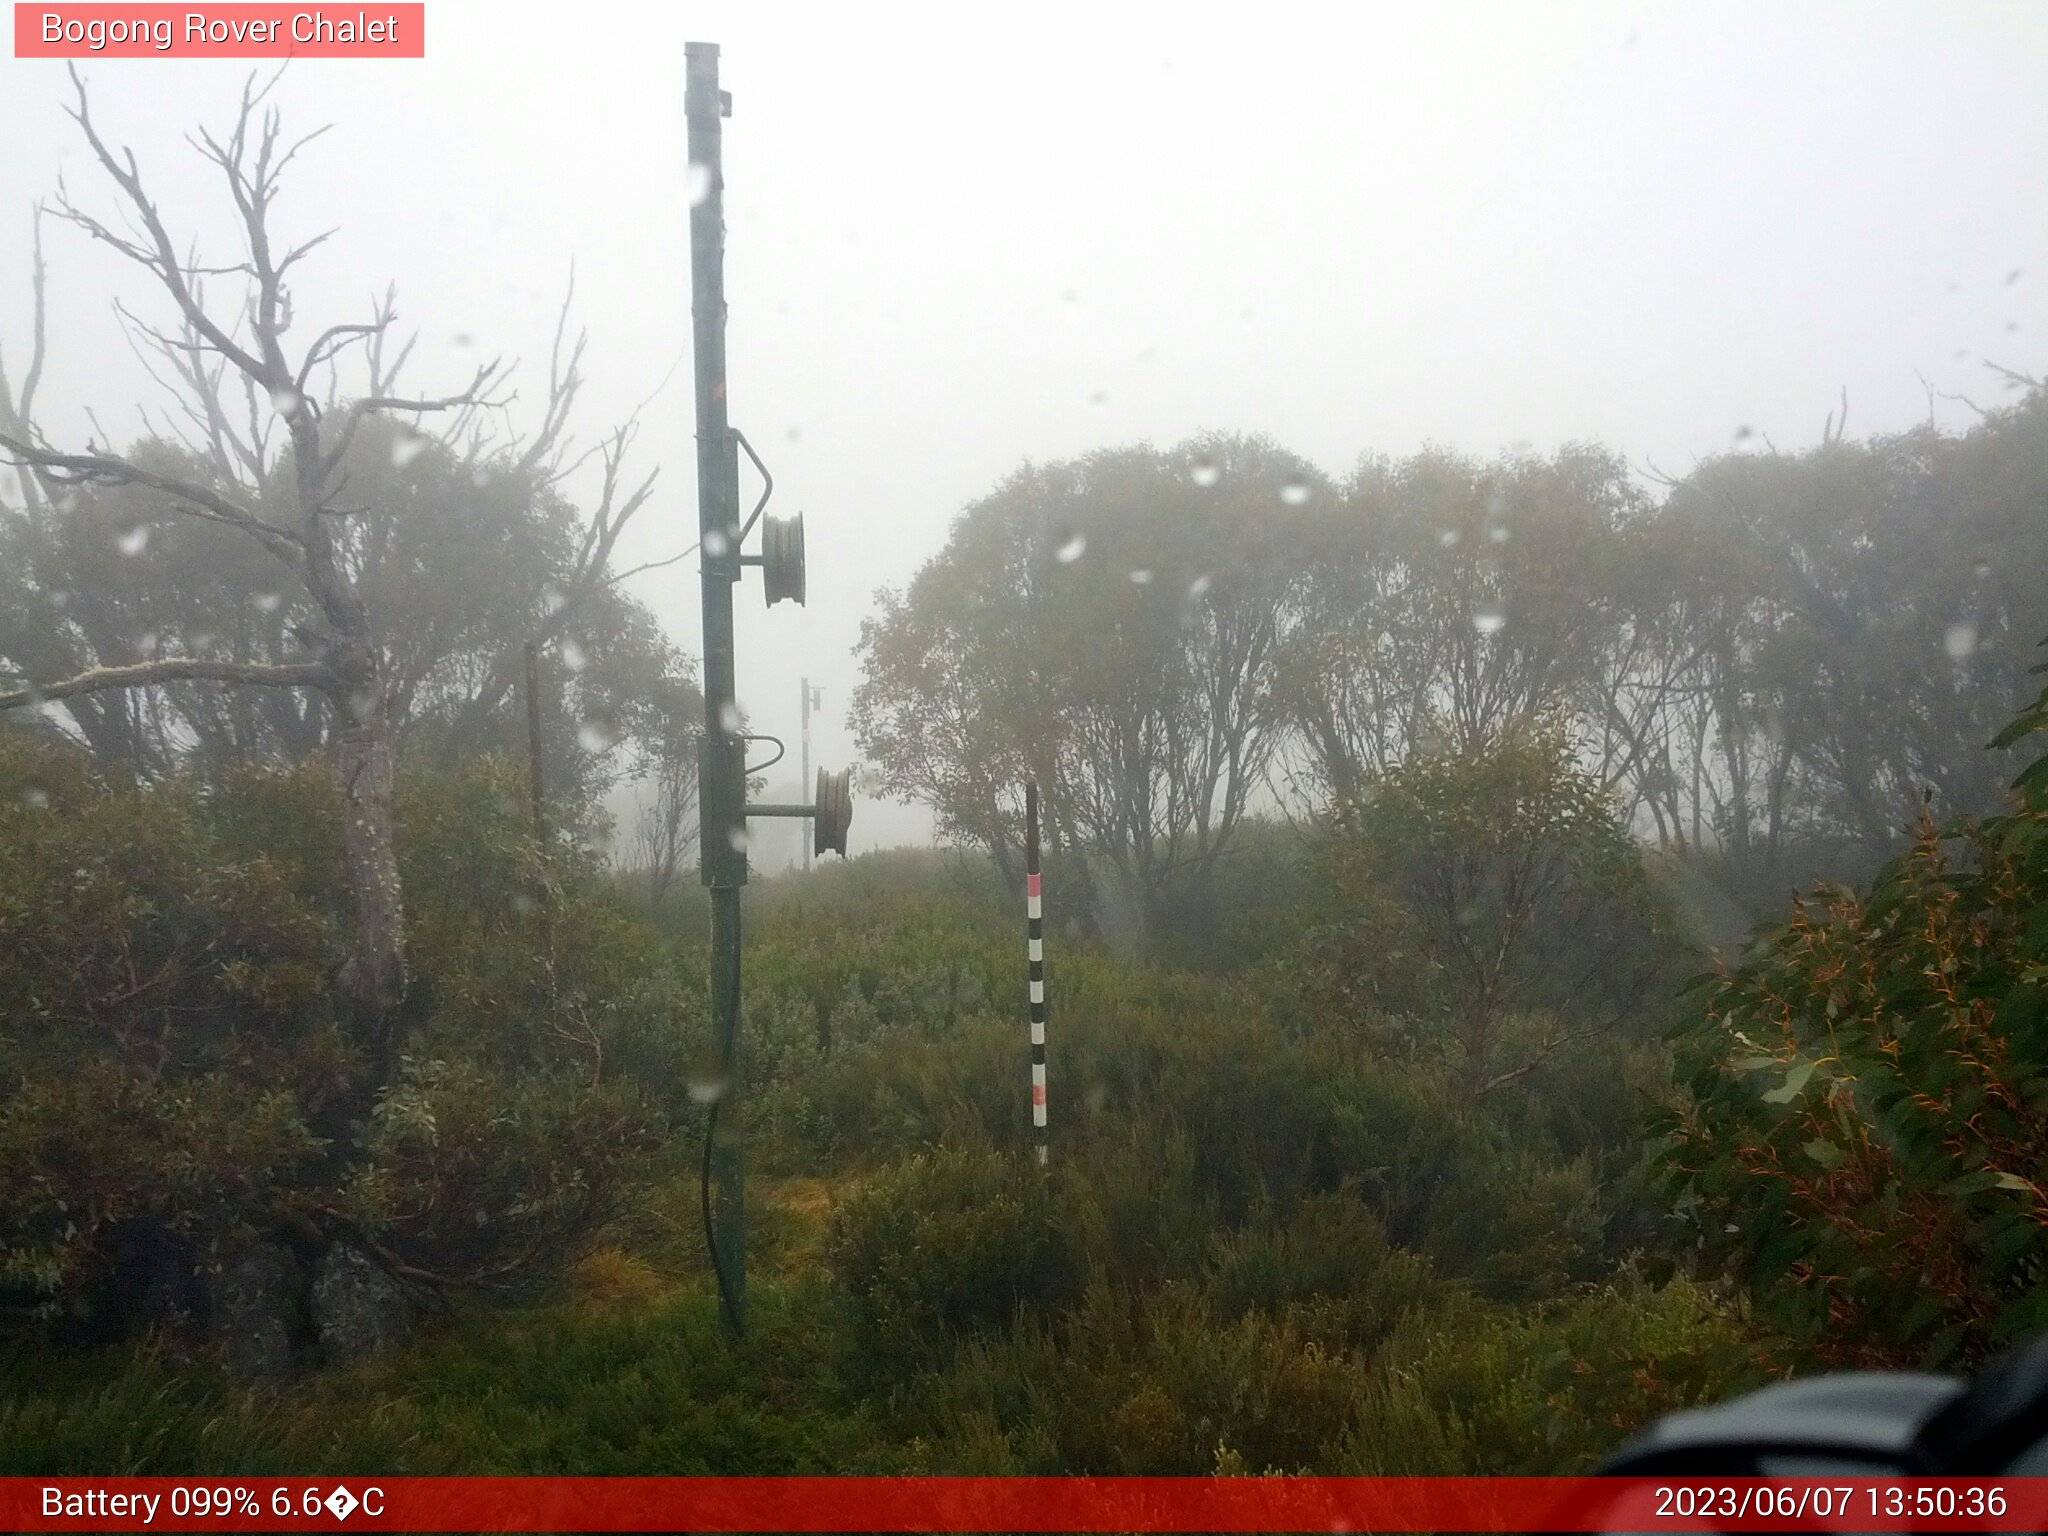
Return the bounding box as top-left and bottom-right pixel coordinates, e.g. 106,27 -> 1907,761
4,1476 -> 2048,1532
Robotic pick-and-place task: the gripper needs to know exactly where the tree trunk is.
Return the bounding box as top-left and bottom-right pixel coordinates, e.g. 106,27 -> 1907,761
331,692 -> 407,1075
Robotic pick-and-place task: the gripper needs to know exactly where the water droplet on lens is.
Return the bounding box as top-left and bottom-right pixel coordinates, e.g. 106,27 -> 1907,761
1187,574 -> 1213,600
1974,559 -> 1993,580
1473,603 -> 1507,636
726,825 -> 749,853
717,700 -> 743,735
686,161 -> 714,208
1945,621 -> 1977,661
579,717 -> 623,752
1732,424 -> 1753,443
704,528 -> 731,557
1128,569 -> 1152,585
117,525 -> 150,556
254,590 -> 283,614
1438,528 -> 1460,549
1055,532 -> 1086,563
390,428 -> 428,469
687,1062 -> 733,1105
1488,525 -> 1510,543
21,787 -> 50,811
1190,455 -> 1220,489
268,385 -> 303,419
560,639 -> 589,673
1279,476 -> 1310,506
542,582 -> 569,614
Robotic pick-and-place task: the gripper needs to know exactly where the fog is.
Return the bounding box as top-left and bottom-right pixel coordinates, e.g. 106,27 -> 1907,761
3,0 -> 2043,854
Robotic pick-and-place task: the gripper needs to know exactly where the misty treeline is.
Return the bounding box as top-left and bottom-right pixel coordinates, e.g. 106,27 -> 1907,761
854,400 -> 2048,955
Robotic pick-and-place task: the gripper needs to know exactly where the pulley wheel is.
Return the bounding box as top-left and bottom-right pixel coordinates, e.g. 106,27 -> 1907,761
814,766 -> 852,857
763,511 -> 806,607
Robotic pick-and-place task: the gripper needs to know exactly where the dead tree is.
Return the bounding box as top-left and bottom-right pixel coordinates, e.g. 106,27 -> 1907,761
628,751 -> 700,911
0,68 -> 503,1070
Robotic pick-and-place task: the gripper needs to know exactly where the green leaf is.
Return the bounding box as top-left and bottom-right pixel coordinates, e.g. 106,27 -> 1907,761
1803,1138 -> 1847,1169
1761,1060 -> 1818,1104
1944,1169 -> 2011,1197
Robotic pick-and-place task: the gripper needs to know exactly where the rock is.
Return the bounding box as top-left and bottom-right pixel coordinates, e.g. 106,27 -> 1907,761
208,1241 -> 303,1386
309,1244 -> 413,1364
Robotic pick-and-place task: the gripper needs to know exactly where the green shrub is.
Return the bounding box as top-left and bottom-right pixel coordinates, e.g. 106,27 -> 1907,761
340,1057 -> 666,1287
1286,725 -> 1682,1107
1346,1278 -> 1777,1474
0,740 -> 334,1309
905,1278 -> 1371,1474
1658,669 -> 2048,1366
826,1143 -> 1084,1371
1202,1189 -> 1440,1353
0,740 -> 691,1325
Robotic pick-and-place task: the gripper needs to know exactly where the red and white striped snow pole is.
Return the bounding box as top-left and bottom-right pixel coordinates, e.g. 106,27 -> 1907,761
1025,779 -> 1048,1165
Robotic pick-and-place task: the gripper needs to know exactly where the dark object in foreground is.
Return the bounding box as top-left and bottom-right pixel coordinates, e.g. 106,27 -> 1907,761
1600,1333 -> 2048,1475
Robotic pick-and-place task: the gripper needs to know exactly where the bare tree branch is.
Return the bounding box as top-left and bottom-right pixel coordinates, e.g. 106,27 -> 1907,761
516,264 -> 586,478
295,319 -> 385,392
605,541 -> 700,587
1,656 -> 329,711
319,356 -> 508,482
58,64 -> 274,386
0,206 -> 50,514
0,431 -> 304,566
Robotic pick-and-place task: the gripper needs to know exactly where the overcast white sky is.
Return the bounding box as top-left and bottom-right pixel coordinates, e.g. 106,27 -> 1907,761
3,0 -> 2044,855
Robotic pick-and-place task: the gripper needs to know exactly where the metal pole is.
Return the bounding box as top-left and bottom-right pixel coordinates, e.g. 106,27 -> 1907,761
687,39 -> 747,1335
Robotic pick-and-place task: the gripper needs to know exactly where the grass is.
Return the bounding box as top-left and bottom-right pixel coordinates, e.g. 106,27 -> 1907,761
0,1177 -> 911,1477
